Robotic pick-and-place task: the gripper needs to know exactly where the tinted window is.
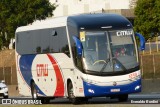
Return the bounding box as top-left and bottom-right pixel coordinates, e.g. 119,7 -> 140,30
16,27 -> 70,57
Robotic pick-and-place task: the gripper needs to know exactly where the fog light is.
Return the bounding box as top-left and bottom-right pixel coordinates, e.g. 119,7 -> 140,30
135,85 -> 140,90
88,89 -> 94,93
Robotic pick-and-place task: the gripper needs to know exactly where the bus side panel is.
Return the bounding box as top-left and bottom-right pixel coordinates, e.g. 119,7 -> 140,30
16,52 -> 85,97
16,53 -> 32,96
52,53 -> 85,97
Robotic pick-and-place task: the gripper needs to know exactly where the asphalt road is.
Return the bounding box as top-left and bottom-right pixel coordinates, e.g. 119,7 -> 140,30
1,94 -> 159,107
49,94 -> 160,104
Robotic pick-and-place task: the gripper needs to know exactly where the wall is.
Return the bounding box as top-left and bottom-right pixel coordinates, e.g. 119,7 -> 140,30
50,0 -> 131,17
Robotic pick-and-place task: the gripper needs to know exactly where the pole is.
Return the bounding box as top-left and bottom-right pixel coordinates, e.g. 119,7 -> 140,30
149,39 -> 151,54
153,54 -> 156,79
156,36 -> 159,52
3,51 -> 5,81
11,66 -> 12,85
3,67 -> 5,81
1,51 -> 5,81
140,55 -> 143,78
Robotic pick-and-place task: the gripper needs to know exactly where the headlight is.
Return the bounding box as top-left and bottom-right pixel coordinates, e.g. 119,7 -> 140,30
1,87 -> 8,90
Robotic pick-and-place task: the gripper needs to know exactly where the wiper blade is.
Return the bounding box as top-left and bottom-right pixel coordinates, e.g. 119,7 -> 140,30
100,57 -> 127,73
113,57 -> 127,72
100,58 -> 110,73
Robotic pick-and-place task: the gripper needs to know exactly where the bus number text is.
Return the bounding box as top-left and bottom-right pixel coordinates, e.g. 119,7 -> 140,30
36,64 -> 48,77
129,72 -> 137,79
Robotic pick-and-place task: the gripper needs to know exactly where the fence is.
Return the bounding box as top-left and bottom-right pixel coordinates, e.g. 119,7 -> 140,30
0,49 -> 17,85
140,54 -> 160,79
142,41 -> 160,54
0,66 -> 17,85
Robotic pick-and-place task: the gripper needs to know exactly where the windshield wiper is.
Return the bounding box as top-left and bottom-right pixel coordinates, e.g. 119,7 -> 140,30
100,58 -> 110,73
100,57 -> 127,73
112,57 -> 127,72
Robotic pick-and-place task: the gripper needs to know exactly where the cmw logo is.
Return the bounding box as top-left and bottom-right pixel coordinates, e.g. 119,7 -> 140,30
116,30 -> 133,36
36,64 -> 48,77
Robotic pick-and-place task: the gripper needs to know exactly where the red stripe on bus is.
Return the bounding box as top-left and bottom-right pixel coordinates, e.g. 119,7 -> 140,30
47,54 -> 64,96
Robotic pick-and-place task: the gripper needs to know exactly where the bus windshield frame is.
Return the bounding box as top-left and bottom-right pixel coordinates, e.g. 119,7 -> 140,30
80,29 -> 139,75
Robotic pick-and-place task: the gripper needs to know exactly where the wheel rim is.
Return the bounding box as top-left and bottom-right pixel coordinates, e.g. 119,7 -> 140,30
68,83 -> 74,99
69,88 -> 74,98
33,91 -> 37,99
32,83 -> 37,99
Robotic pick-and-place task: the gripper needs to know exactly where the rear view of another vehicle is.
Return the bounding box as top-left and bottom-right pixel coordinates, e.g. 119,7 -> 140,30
0,80 -> 8,98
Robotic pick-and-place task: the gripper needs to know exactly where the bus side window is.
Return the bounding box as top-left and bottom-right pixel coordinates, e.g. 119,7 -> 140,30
16,34 -> 19,43
36,46 -> 41,53
50,27 -> 70,57
61,44 -> 70,57
52,30 -> 57,36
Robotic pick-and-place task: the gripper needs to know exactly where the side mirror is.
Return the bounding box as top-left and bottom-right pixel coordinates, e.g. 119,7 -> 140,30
135,32 -> 145,51
72,36 -> 83,57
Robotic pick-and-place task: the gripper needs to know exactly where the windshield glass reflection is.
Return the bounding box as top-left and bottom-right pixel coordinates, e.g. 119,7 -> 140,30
81,30 -> 138,73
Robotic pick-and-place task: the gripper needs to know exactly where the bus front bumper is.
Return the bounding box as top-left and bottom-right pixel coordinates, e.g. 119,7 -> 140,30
83,79 -> 141,97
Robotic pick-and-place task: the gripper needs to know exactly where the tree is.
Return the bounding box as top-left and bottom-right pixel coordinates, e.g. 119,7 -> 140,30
134,0 -> 160,40
0,0 -> 56,49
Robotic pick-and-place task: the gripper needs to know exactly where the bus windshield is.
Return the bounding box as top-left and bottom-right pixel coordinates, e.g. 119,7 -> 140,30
81,29 -> 139,73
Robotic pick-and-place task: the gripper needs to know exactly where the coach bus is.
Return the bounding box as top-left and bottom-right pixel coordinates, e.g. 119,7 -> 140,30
15,13 -> 145,104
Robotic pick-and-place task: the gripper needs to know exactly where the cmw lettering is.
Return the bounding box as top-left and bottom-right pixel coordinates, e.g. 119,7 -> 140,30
36,64 -> 48,77
116,30 -> 133,36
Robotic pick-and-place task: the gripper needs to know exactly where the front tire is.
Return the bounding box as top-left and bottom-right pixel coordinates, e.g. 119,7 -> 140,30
67,82 -> 80,104
31,82 -> 37,100
31,82 -> 50,104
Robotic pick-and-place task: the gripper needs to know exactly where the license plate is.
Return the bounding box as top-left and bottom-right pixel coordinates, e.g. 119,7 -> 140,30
110,89 -> 120,92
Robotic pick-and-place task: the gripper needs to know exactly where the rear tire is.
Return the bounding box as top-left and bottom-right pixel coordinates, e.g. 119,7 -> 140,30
118,94 -> 128,102
31,82 -> 38,100
67,82 -> 80,104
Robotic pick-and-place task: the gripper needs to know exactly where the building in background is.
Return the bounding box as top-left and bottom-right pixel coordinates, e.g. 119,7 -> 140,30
50,0 -> 136,21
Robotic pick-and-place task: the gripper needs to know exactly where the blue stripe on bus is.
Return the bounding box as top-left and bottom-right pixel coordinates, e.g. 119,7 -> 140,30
83,79 -> 141,97
19,55 -> 46,96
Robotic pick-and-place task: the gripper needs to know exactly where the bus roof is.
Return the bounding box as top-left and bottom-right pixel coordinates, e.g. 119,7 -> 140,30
67,13 -> 132,30
16,16 -> 68,32
16,13 -> 132,33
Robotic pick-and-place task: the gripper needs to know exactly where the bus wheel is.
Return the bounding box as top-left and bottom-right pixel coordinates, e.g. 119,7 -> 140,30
31,82 -> 37,100
67,82 -> 79,104
118,94 -> 128,102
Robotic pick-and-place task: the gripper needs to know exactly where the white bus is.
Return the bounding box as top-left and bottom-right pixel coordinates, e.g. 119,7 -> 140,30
15,13 -> 145,104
